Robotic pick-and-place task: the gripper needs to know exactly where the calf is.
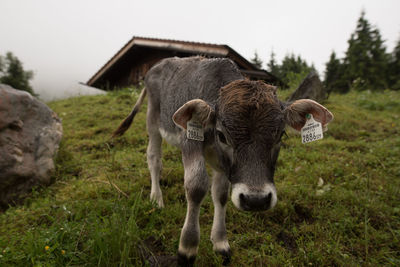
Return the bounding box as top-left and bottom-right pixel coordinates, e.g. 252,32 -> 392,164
113,57 -> 333,265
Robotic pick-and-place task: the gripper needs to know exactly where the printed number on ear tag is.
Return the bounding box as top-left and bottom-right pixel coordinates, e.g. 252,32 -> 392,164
301,114 -> 323,144
187,118 -> 204,141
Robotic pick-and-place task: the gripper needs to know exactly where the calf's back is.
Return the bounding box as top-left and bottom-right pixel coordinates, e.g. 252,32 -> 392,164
145,57 -> 243,134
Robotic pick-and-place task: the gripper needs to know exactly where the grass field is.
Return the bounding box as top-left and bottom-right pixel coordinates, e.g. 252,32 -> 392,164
0,87 -> 399,266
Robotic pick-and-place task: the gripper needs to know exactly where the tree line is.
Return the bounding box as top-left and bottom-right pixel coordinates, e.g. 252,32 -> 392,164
2,10 -> 399,96
251,11 -> 400,93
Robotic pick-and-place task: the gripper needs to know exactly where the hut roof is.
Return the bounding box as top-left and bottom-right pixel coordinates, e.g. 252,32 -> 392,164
87,36 -> 284,88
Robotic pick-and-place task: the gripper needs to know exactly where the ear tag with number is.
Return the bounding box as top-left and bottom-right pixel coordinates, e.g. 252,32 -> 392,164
187,117 -> 204,141
301,114 -> 323,144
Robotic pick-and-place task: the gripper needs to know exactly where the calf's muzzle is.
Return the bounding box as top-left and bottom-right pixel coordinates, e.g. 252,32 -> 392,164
231,183 -> 277,211
239,192 -> 272,211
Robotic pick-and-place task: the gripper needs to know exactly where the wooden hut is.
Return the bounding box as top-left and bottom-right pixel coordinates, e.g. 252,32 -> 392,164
87,37 -> 283,89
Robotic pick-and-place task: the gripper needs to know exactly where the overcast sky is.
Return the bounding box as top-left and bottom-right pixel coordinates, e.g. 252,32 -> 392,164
1,0 -> 400,100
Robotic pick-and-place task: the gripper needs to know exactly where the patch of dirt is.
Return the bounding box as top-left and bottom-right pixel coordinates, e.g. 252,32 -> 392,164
147,254 -> 178,267
276,230 -> 297,252
140,236 -> 178,267
293,203 -> 315,224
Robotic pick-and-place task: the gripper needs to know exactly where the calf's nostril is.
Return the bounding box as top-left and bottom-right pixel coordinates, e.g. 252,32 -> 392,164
264,192 -> 272,208
239,193 -> 251,210
239,192 -> 273,211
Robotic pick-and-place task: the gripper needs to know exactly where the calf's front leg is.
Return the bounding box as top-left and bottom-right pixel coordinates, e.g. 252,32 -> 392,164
211,171 -> 231,264
178,148 -> 209,265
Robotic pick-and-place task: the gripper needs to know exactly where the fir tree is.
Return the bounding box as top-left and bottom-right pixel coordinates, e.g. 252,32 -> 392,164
265,50 -> 314,89
0,52 -> 35,95
0,56 -> 4,73
267,50 -> 280,77
388,37 -> 400,90
250,51 -> 263,69
324,51 -> 347,93
280,54 -> 314,75
343,11 -> 388,90
370,28 -> 389,89
279,53 -> 314,85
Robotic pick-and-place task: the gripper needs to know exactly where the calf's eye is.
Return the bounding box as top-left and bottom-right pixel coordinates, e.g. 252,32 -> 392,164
217,130 -> 227,144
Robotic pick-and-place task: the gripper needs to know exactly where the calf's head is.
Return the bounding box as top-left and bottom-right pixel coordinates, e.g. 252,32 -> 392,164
173,80 -> 333,212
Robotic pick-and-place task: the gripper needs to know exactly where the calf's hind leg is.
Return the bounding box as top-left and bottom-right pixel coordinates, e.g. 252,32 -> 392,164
146,105 -> 164,208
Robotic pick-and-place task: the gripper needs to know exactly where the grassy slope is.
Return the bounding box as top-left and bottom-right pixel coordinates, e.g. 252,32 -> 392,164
0,88 -> 399,266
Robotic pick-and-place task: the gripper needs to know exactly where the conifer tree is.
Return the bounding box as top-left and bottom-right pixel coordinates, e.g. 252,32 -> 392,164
343,11 -> 388,90
0,52 -> 35,95
324,51 -> 347,93
266,51 -> 314,88
388,37 -> 400,90
250,51 -> 263,69
279,53 -> 314,85
267,50 -> 280,77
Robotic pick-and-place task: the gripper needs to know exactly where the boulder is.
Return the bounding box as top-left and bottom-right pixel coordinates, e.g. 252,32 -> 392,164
0,84 -> 62,209
287,71 -> 328,103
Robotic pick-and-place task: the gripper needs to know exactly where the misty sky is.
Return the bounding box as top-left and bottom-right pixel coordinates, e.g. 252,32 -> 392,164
1,0 -> 400,101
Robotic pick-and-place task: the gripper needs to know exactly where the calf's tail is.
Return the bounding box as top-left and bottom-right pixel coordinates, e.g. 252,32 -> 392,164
112,87 -> 147,138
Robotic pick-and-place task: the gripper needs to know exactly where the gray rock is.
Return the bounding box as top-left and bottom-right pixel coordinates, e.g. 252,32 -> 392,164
287,71 -> 328,103
0,84 -> 62,209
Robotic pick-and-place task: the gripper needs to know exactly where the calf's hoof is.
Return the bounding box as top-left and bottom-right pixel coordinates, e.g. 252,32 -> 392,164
216,248 -> 232,266
150,193 -> 164,208
177,252 -> 196,266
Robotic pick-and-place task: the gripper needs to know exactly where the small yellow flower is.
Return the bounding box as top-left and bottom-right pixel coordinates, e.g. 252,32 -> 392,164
61,250 -> 65,255
45,246 -> 50,251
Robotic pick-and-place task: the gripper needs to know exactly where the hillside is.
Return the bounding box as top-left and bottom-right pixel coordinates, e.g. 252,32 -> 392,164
0,88 -> 399,266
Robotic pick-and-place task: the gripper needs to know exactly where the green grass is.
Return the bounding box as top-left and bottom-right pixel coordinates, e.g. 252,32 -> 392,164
1,87 -> 399,266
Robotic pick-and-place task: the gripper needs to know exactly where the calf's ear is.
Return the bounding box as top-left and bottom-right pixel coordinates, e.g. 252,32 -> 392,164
173,99 -> 215,130
284,99 -> 333,131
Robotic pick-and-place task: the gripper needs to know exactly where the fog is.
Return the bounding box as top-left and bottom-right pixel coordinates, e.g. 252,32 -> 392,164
1,0 -> 399,101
